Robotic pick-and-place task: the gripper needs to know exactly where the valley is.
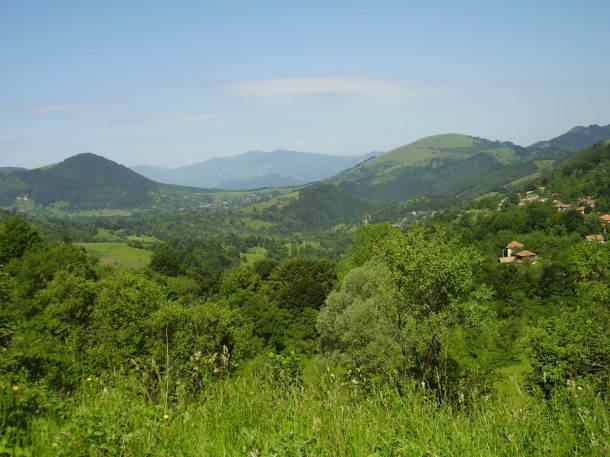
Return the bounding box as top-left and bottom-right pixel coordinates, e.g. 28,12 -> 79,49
1,126 -> 609,455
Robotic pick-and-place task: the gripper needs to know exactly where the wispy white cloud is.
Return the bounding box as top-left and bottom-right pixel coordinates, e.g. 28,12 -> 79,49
222,76 -> 449,105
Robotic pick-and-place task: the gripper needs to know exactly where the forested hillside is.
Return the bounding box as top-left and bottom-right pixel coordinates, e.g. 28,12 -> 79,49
1,141 -> 609,454
529,124 -> 610,151
0,153 -> 159,209
331,126 -> 610,204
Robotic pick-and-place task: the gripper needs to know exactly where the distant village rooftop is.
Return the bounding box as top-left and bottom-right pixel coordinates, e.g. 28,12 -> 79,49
499,241 -> 537,264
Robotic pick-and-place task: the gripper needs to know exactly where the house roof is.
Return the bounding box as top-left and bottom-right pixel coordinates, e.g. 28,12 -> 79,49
586,235 -> 605,242
515,250 -> 536,257
506,241 -> 524,249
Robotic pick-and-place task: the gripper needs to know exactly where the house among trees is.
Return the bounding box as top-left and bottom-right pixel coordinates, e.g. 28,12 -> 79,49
554,202 -> 572,211
498,240 -> 537,264
578,197 -> 596,207
586,234 -> 605,243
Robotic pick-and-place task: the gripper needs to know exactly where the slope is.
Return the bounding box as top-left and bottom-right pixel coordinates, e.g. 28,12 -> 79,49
331,126 -> 610,204
529,124 -> 610,152
0,153 -> 160,210
280,183 -> 374,231
330,134 -> 533,203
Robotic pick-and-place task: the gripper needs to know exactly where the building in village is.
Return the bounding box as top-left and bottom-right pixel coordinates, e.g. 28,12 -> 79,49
498,240 -> 537,264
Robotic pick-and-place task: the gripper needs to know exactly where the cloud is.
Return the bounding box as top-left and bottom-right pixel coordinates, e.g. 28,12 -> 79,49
222,76 -> 448,105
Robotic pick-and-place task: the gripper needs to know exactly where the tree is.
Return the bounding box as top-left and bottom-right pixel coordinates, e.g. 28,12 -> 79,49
269,257 -> 336,310
519,238 -> 610,401
88,269 -> 169,371
318,224 -> 493,398
317,261 -> 399,377
570,239 -> 610,306
522,305 -> 610,400
0,218 -> 41,264
150,242 -> 182,277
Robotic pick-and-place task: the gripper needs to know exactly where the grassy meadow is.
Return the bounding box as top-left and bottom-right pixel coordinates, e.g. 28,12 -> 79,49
5,363 -> 608,456
75,242 -> 153,268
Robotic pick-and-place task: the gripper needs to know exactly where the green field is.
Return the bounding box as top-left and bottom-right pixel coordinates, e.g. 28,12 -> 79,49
240,246 -> 268,265
75,242 -> 152,268
241,190 -> 300,213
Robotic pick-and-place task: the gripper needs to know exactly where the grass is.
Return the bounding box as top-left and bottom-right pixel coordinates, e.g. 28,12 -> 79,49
240,218 -> 275,229
494,360 -> 530,408
284,240 -> 321,256
127,234 -> 161,243
241,191 -> 300,213
75,242 -> 152,268
240,246 -> 268,265
6,367 -> 609,456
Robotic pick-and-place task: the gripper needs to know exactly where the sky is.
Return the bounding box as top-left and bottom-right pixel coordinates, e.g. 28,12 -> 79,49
1,0 -> 609,169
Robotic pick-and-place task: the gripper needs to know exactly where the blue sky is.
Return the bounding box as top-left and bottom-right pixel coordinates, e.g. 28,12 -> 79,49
1,1 -> 609,169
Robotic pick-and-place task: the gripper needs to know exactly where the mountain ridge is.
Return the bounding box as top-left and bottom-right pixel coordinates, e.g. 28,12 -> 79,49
329,126 -> 610,203
1,124 -> 609,214
131,149 -> 378,190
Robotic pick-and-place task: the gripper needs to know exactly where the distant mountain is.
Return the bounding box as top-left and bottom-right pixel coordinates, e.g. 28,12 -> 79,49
0,167 -> 27,172
0,153 -> 160,210
329,126 -> 610,203
131,150 -> 377,190
3,124 -> 607,214
529,124 -> 610,151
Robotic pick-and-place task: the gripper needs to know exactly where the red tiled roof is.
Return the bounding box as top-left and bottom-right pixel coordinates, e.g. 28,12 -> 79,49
515,250 -> 536,257
506,241 -> 524,249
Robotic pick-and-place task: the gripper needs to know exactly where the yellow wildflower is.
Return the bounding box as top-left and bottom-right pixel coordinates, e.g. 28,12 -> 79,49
163,414 -> 170,420
11,385 -> 19,392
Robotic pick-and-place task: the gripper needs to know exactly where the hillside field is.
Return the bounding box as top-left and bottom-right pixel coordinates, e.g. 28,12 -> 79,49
75,242 -> 153,268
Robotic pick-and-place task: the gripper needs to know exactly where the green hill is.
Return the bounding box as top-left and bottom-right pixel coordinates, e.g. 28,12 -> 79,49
0,153 -> 159,210
541,139 -> 610,203
280,183 -> 373,231
529,124 -> 610,151
0,153 -> 317,221
330,134 -> 533,203
330,127 -> 610,204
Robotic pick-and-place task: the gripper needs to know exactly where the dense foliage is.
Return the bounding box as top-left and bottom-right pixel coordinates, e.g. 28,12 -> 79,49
2,139 -> 610,454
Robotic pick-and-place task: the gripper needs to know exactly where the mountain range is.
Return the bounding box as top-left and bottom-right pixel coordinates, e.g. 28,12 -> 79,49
1,124 -> 609,215
131,150 -> 378,190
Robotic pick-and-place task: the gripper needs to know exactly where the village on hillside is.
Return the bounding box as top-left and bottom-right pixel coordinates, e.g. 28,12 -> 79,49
498,186 -> 608,263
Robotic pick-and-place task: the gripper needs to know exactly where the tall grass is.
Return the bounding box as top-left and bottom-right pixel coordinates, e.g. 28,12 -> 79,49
4,368 -> 608,456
